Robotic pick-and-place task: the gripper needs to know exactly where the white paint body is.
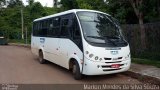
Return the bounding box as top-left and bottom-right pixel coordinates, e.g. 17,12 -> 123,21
31,9 -> 131,75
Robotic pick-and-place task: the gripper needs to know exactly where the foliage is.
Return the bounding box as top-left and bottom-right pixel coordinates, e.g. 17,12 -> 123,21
0,0 -> 160,59
77,0 -> 107,12
60,0 -> 79,10
28,0 -> 34,6
106,0 -> 137,24
29,2 -> 46,20
143,0 -> 160,22
0,0 -> 159,37
7,0 -> 22,8
0,0 -> 56,40
0,0 -> 6,8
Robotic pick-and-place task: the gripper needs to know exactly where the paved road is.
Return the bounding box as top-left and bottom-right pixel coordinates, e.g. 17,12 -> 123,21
0,45 -> 142,84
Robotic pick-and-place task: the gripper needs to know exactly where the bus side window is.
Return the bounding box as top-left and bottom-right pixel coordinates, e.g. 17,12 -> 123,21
47,17 -> 60,37
39,21 -> 47,37
60,19 -> 70,37
47,19 -> 55,37
33,22 -> 37,36
53,17 -> 61,37
73,17 -> 83,50
38,21 -> 43,36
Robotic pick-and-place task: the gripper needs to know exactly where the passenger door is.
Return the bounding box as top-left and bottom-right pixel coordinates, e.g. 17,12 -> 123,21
58,13 -> 74,68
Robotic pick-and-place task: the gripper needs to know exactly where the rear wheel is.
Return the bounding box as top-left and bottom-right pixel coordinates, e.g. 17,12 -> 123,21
72,61 -> 82,80
39,51 -> 46,64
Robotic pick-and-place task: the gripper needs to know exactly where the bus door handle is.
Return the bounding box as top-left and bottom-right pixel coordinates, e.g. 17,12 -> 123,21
56,48 -> 59,50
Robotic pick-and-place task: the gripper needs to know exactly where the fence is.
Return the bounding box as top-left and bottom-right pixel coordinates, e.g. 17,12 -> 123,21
122,22 -> 160,60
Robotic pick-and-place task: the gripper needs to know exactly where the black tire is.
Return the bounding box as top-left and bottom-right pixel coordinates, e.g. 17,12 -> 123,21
72,61 -> 82,80
39,51 -> 46,64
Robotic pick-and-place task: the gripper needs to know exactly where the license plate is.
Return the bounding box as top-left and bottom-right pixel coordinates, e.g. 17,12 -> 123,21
111,64 -> 120,68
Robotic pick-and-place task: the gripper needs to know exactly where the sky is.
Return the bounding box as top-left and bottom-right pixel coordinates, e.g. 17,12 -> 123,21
22,0 -> 54,7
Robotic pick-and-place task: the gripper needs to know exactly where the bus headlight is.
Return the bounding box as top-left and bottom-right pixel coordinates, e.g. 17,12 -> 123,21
89,54 -> 94,58
86,51 -> 89,54
85,51 -> 101,61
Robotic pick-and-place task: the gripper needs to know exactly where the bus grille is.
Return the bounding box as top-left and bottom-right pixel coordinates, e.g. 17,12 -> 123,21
104,58 -> 111,60
103,68 -> 121,71
104,57 -> 122,60
105,61 -> 122,63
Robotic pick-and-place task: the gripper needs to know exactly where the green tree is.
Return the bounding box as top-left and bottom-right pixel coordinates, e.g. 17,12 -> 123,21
77,0 -> 107,12
29,2 -> 46,21
60,0 -> 79,10
7,0 -> 23,8
143,0 -> 160,22
76,0 -> 93,9
0,0 -> 6,8
28,0 -> 34,6
106,0 -> 137,24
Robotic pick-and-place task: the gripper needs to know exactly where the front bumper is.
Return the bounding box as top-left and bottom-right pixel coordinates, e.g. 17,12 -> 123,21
82,57 -> 131,75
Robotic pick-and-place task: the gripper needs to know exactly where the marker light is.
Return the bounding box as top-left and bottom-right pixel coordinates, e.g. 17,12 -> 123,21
125,54 -> 130,59
95,56 -> 99,60
86,51 -> 89,54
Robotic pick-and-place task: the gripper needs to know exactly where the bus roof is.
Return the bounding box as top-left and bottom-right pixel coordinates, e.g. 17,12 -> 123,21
33,9 -> 110,22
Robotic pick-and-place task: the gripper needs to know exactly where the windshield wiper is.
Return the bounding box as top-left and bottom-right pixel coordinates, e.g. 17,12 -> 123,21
86,36 -> 104,39
103,35 -> 120,39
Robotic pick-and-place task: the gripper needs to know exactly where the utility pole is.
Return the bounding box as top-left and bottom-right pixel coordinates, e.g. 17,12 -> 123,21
53,0 -> 54,7
21,7 -> 24,39
53,0 -> 58,8
25,27 -> 27,45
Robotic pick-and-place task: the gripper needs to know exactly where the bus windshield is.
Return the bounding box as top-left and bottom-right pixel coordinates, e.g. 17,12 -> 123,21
77,11 -> 127,46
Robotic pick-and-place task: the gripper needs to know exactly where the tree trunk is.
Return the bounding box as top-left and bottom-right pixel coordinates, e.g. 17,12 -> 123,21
129,0 -> 146,50
138,14 -> 146,50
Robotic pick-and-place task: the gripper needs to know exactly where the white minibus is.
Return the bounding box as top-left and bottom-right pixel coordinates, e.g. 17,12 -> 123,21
31,9 -> 131,80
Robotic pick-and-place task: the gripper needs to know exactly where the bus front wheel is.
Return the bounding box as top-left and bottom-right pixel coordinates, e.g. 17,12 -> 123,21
72,61 -> 82,80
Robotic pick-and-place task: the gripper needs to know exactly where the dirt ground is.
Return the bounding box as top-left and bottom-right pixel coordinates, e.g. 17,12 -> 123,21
0,45 -> 143,84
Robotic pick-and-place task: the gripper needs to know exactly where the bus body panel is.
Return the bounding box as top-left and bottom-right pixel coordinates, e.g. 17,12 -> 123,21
31,36 -> 83,70
31,36 -> 40,56
43,37 -> 60,64
58,38 -> 83,69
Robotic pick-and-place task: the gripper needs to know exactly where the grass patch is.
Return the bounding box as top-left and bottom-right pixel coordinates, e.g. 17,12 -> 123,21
8,39 -> 30,44
132,58 -> 160,68
132,52 -> 160,61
